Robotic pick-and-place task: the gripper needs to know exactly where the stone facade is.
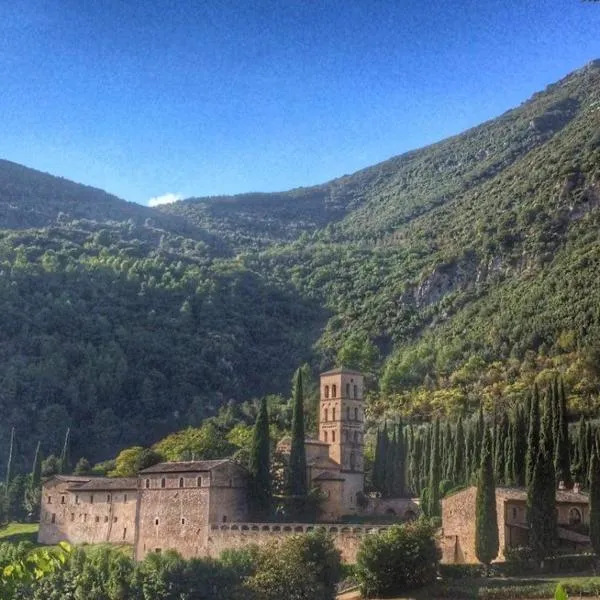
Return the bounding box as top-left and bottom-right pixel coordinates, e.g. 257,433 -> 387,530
39,475 -> 138,546
441,486 -> 591,564
39,368 -> 419,562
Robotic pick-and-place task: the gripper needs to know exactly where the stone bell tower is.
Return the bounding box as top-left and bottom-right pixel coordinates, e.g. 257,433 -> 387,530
319,368 -> 364,473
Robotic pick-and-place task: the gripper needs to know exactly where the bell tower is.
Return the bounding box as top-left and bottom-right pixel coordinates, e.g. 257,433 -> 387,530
319,368 -> 364,472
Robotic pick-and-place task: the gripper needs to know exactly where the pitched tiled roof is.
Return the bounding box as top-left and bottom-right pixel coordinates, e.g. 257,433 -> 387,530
138,459 -> 238,474
497,486 -> 589,504
68,477 -> 138,491
320,367 -> 363,376
445,485 -> 589,504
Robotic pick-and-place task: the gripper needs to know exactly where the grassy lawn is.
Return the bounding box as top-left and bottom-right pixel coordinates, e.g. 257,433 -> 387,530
0,522 -> 39,545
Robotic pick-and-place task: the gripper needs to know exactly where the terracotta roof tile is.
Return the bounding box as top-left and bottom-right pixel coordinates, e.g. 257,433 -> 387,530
138,459 -> 239,474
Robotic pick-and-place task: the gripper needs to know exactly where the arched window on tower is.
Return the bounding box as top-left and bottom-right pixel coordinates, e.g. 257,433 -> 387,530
350,452 -> 356,470
324,385 -> 329,399
346,383 -> 350,397
346,407 -> 350,420
332,407 -> 336,421
344,430 -> 348,442
332,431 -> 336,443
324,408 -> 328,422
354,431 -> 359,443
354,407 -> 358,421
332,384 -> 337,398
354,384 -> 358,398
324,431 -> 328,443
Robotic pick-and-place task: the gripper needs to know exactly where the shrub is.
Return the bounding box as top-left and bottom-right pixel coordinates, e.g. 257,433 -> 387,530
245,529 -> 341,600
554,582 -> 568,600
355,519 -> 439,598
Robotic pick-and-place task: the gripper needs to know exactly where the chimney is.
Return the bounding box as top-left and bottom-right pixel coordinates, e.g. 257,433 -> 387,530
573,482 -> 581,494
558,481 -> 565,490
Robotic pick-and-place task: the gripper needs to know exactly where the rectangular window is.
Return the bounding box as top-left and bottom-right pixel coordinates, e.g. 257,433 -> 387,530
51,513 -> 56,524
123,528 -> 127,540
90,495 -> 94,504
124,494 -> 128,503
107,494 -> 112,503
47,496 -> 52,504
75,495 -> 79,504
61,496 -> 65,504
71,513 -> 75,521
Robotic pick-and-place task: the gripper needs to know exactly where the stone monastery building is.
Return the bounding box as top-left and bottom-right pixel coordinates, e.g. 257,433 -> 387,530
39,368 -> 416,562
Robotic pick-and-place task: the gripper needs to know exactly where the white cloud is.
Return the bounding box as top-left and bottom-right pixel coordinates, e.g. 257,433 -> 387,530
147,192 -> 183,207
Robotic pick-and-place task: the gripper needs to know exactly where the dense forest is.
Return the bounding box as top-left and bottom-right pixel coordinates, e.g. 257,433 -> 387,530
0,60 -> 599,468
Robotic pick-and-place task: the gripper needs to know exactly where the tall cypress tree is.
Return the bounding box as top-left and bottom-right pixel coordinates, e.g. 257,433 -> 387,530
384,426 -> 397,497
526,385 -> 540,486
576,416 -> 588,485
288,369 -> 307,497
474,408 -> 484,470
589,450 -> 600,556
494,412 -> 509,483
513,406 -> 527,487
464,424 -> 473,481
554,379 -> 572,489
475,427 -> 499,571
528,392 -> 557,567
504,430 -> 514,487
586,422 -> 594,487
428,418 -> 441,517
248,396 -> 272,519
453,416 -> 466,486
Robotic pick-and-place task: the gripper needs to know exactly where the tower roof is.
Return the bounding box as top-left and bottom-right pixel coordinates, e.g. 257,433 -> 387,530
320,367 -> 363,376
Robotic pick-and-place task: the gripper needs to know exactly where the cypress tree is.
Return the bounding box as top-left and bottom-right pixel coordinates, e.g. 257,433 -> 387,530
528,392 -> 557,567
59,427 -> 71,475
475,427 -> 499,571
586,422 -> 594,487
396,423 -> 406,496
551,377 -> 560,446
407,425 -> 418,495
577,416 -> 588,485
504,432 -> 513,487
464,424 -> 473,481
428,418 -> 441,517
474,408 -> 484,468
443,421 -> 453,482
453,416 -> 466,486
384,427 -> 397,497
31,441 -> 42,488
288,369 -> 307,497
421,425 -> 431,492
494,412 -> 509,483
372,428 -> 383,492
589,450 -> 600,556
526,385 -> 540,486
513,406 -> 527,487
554,379 -> 572,489
248,396 -> 272,519
5,427 -> 15,493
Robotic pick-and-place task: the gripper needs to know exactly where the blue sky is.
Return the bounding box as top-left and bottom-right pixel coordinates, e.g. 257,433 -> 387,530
1,1 -> 599,206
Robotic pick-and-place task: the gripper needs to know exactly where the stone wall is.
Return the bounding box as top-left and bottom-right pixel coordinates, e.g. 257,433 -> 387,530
135,473 -> 211,559
203,522 -> 390,563
39,478 -> 137,546
440,487 -> 477,564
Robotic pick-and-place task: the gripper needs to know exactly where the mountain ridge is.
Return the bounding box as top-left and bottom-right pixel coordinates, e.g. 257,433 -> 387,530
0,59 -> 599,465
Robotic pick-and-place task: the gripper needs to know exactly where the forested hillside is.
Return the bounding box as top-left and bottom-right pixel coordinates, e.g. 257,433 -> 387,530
1,60 -> 599,468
